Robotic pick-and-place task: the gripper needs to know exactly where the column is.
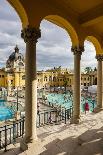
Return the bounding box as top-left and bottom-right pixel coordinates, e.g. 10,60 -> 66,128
71,46 -> 84,123
96,54 -> 103,109
21,26 -> 41,143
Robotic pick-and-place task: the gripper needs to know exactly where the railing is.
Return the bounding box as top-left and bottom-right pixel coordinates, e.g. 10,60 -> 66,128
37,106 -> 73,127
0,106 -> 73,152
0,117 -> 25,152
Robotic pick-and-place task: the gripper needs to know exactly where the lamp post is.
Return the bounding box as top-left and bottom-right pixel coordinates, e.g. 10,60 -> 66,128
15,86 -> 20,121
17,86 -> 19,111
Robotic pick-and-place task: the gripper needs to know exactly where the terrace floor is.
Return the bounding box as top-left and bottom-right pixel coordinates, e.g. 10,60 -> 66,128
1,110 -> 103,155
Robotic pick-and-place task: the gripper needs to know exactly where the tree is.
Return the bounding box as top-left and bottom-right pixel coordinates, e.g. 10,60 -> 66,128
64,78 -> 68,93
84,67 -> 92,73
94,67 -> 97,71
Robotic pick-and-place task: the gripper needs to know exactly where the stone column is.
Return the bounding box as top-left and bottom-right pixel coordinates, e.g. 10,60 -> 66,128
71,46 -> 84,123
21,26 -> 41,143
96,54 -> 103,109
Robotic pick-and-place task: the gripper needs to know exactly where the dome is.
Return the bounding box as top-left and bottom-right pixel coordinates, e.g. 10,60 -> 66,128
8,45 -> 24,62
6,45 -> 24,68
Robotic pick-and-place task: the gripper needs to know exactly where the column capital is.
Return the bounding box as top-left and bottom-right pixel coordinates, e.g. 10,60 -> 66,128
71,46 -> 84,55
21,25 -> 41,43
95,54 -> 103,61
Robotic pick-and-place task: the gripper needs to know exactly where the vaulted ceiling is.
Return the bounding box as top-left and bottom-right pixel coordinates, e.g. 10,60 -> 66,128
8,0 -> 103,52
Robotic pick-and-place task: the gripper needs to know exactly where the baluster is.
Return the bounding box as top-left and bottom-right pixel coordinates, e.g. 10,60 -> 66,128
39,113 -> 40,127
10,128 -> 11,144
20,121 -> 21,136
44,112 -> 46,124
13,121 -> 16,143
65,109 -> 67,124
22,117 -> 24,137
0,131 -> 1,149
4,125 -> 7,152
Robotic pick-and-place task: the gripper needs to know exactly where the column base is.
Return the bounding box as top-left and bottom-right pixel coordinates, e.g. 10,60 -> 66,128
20,138 -> 41,154
70,117 -> 80,124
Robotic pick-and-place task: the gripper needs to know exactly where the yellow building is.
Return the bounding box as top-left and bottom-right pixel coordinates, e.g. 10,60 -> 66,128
0,48 -> 97,90
37,66 -> 97,89
0,45 -> 25,89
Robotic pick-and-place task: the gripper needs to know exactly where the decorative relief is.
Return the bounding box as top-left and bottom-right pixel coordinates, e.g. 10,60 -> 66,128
21,25 -> 41,43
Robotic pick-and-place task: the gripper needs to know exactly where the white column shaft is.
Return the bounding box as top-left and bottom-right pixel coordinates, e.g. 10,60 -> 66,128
25,41 -> 37,141
97,60 -> 102,108
73,54 -> 81,120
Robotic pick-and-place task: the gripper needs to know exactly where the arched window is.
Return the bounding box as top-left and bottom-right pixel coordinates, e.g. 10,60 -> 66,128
49,76 -> 52,81
53,76 -> 56,82
22,75 -> 25,80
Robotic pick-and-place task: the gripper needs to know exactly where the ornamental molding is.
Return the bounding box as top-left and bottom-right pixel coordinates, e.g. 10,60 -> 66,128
95,54 -> 103,61
21,25 -> 41,43
71,46 -> 84,55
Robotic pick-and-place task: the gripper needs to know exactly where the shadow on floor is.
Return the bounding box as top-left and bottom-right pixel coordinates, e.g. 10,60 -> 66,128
40,126 -> 103,155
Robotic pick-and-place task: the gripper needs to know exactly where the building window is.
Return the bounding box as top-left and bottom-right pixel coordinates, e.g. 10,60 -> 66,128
53,77 -> 56,82
0,75 -> 1,78
11,80 -> 13,84
22,75 -> 25,80
44,76 -> 47,81
49,76 -> 52,81
2,75 -> 4,78
84,83 -> 86,86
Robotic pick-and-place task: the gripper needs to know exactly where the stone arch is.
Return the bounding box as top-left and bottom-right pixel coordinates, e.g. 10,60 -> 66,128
44,15 -> 79,46
7,0 -> 28,28
85,36 -> 103,54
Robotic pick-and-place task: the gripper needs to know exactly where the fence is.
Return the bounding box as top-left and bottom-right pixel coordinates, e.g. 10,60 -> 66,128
0,106 -> 73,151
0,117 -> 25,152
37,106 -> 73,127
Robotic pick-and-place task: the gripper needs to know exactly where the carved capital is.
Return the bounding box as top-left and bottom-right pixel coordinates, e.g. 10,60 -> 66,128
71,46 -> 84,55
21,25 -> 41,43
95,54 -> 103,61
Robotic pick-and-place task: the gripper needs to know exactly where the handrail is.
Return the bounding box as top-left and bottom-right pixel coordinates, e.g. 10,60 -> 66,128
0,106 -> 73,152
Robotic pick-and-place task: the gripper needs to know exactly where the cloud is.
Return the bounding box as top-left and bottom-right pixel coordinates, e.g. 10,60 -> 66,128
0,1 -> 97,71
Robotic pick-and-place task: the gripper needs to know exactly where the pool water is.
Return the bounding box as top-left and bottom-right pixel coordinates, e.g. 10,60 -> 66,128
0,99 -> 14,121
47,93 -> 96,112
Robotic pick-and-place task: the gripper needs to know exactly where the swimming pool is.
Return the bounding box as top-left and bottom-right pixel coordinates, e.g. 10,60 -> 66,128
47,92 -> 96,112
0,99 -> 14,121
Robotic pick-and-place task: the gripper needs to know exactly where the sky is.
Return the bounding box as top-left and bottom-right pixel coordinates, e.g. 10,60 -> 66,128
0,0 -> 97,71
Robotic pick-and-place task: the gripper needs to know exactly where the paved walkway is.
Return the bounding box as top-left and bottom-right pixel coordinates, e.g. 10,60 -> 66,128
1,111 -> 103,155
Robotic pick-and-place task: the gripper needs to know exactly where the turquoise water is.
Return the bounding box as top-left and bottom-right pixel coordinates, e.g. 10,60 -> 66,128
0,99 -> 13,121
47,93 -> 97,112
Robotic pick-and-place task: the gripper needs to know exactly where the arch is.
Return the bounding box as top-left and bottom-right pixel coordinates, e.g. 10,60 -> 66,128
85,36 -> 103,54
44,15 -> 79,46
7,0 -> 28,28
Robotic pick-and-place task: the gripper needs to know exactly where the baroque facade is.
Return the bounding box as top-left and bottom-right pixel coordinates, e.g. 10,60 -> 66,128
37,66 -> 97,89
0,45 -> 25,88
0,47 -> 97,89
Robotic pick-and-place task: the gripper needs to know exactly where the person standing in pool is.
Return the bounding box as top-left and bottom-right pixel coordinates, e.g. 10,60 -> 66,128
84,101 -> 89,114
